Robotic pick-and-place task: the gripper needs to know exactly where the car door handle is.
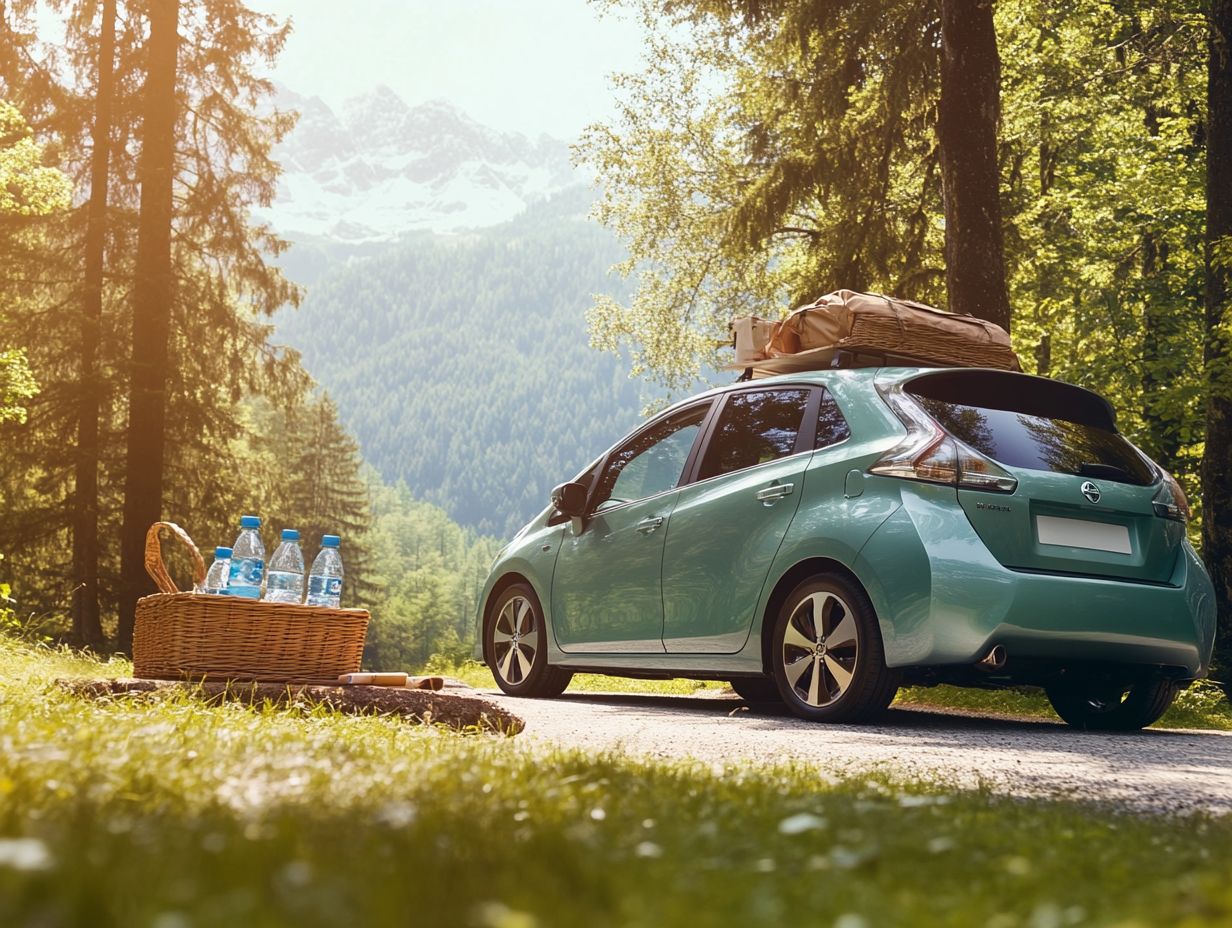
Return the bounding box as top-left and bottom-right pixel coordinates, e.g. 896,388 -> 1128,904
636,516 -> 665,534
756,483 -> 794,502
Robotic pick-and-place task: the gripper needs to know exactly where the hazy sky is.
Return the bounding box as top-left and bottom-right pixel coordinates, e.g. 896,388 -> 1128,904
253,1 -> 648,140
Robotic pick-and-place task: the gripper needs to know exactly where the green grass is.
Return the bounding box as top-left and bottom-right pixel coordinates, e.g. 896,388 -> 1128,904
4,639 -> 1232,927
437,659 -> 725,695
896,681 -> 1232,731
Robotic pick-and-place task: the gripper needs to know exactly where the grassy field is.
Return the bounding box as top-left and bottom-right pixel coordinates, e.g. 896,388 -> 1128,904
2,639 -> 1232,927
442,659 -> 1232,730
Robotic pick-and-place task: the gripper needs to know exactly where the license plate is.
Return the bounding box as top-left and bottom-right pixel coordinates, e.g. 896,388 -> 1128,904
1036,515 -> 1132,555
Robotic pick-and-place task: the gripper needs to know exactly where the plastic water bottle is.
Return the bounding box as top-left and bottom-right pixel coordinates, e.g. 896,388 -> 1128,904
204,547 -> 232,595
227,515 -> 265,599
306,534 -> 343,608
264,529 -> 305,603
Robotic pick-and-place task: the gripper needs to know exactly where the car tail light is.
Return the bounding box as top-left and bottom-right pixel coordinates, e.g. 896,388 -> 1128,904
1152,469 -> 1190,522
869,386 -> 1018,493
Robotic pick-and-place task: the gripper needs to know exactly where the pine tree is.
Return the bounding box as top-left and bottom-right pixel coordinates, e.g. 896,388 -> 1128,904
253,393 -> 374,608
117,0 -> 179,652
71,0 -> 117,649
1,1 -> 303,645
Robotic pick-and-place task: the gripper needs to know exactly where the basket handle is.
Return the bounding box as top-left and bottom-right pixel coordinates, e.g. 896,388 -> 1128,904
144,522 -> 207,594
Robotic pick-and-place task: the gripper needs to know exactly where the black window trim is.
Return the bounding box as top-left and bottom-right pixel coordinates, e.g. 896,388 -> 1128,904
583,398 -> 720,516
680,382 -> 828,487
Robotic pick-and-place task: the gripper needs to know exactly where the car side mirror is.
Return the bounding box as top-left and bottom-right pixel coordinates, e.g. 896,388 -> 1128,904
551,481 -> 588,518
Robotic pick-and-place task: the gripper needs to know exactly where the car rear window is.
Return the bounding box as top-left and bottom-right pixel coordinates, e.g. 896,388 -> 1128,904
904,371 -> 1156,486
907,388 -> 1156,485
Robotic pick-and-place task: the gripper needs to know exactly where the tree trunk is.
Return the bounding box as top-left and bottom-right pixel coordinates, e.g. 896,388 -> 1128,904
72,0 -> 116,651
937,0 -> 1013,332
1141,231 -> 1182,475
1204,0 -> 1232,674
118,0 -> 180,652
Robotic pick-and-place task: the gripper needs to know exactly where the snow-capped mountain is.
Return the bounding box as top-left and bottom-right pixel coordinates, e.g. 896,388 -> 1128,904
256,85 -> 581,242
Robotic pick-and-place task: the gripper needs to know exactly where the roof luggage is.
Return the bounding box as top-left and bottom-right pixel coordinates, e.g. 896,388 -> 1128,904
728,289 -> 1021,378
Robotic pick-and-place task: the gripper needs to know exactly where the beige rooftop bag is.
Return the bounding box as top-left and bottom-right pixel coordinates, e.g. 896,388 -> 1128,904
729,289 -> 1020,376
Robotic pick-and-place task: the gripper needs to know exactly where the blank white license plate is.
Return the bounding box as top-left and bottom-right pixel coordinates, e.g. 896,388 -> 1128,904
1036,515 -> 1132,555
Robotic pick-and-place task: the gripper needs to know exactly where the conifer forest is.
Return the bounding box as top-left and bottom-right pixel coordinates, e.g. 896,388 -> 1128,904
1,0 -> 1231,676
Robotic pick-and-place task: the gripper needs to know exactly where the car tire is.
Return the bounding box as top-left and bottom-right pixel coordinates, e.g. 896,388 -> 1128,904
729,676 -> 782,703
771,574 -> 898,723
1044,677 -> 1178,731
484,583 -> 572,698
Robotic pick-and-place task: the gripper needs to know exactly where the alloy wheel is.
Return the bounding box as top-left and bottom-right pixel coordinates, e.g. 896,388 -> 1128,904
780,590 -> 859,708
492,595 -> 540,687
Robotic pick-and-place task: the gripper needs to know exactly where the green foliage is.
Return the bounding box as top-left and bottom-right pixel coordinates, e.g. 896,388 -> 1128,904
998,2 -> 1208,492
583,0 -> 1212,533
0,101 -> 65,428
0,4 -> 310,638
0,347 -> 36,425
275,191 -> 650,537
6,640 -> 1232,926
0,100 -> 71,216
578,0 -> 944,389
362,483 -> 499,670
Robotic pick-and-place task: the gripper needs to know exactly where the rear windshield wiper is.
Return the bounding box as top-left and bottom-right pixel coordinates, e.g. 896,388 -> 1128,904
1078,462 -> 1134,482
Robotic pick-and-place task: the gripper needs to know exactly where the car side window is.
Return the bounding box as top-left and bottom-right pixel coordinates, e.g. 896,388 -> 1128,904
696,388 -> 810,481
815,388 -> 851,449
592,405 -> 709,510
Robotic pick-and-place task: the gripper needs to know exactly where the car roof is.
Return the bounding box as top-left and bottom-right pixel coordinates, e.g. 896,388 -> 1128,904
650,365 -> 907,421
651,364 -> 1117,428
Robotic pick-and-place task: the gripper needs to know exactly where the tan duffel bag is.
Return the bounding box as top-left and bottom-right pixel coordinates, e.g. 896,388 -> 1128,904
762,289 -> 1020,371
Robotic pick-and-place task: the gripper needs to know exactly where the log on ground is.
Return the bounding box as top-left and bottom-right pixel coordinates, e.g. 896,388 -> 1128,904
55,677 -> 523,734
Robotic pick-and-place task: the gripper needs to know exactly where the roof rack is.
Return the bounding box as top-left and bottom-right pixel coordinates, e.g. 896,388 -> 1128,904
734,346 -> 958,382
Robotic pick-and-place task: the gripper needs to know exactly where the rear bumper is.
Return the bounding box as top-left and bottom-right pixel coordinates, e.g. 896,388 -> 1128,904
854,482 -> 1216,679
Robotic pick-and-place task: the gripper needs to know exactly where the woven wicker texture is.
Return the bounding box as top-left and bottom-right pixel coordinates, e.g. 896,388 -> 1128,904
133,522 -> 368,685
841,315 -> 1021,371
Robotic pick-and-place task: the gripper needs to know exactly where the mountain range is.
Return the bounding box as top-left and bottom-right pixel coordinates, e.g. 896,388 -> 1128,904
257,85 -> 580,243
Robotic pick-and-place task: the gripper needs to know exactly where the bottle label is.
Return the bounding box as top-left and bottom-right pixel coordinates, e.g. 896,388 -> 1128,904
308,576 -> 342,598
266,571 -> 303,596
228,557 -> 264,598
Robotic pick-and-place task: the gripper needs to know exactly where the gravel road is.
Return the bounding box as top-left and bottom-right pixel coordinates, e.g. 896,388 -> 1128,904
483,689 -> 1232,816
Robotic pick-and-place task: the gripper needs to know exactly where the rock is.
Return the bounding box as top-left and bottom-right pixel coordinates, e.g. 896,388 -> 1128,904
55,677 -> 523,734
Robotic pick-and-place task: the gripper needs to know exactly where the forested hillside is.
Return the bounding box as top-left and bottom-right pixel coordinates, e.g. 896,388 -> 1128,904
275,192 -> 650,537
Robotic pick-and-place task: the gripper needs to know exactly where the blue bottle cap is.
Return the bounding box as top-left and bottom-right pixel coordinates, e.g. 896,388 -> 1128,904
322,534 -> 341,548
240,515 -> 261,528
281,529 -> 300,541
215,546 -> 232,558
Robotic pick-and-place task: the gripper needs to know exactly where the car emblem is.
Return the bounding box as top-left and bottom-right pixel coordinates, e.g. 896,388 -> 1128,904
1080,481 -> 1102,504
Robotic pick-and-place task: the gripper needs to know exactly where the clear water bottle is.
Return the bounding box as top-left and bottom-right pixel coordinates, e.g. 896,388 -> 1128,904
306,534 -> 343,608
227,514 -> 265,599
204,546 -> 232,595
264,529 -> 305,604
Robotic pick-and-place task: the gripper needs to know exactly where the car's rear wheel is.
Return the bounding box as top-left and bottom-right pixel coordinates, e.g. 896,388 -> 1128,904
771,575 -> 898,723
1044,676 -> 1177,731
485,583 -> 572,697
729,676 -> 782,703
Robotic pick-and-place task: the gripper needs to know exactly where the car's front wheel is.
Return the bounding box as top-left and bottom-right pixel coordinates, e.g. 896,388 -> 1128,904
485,583 -> 572,697
1044,677 -> 1177,731
771,575 -> 898,723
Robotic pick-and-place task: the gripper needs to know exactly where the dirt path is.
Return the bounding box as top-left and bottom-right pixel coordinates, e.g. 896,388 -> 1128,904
483,689 -> 1232,816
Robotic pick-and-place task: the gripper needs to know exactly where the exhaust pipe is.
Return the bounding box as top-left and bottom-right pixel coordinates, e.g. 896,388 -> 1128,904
976,644 -> 1007,671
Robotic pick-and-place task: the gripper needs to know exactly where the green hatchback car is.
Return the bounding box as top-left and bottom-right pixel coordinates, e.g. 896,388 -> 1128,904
477,367 -> 1216,729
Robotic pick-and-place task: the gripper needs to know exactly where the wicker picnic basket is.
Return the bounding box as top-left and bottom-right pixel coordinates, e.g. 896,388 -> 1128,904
132,522 -> 369,685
